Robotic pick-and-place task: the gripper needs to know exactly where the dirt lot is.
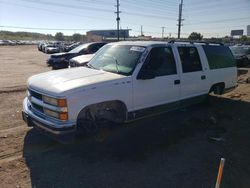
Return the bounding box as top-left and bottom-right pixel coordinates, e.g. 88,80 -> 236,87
0,45 -> 250,188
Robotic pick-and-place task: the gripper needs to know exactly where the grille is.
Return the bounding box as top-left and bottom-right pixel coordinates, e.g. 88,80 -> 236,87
29,89 -> 44,113
29,89 -> 42,100
31,102 -> 44,113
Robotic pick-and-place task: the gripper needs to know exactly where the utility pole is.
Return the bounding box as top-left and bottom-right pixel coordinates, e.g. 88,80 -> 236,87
177,0 -> 184,39
115,0 -> 121,41
161,27 -> 165,39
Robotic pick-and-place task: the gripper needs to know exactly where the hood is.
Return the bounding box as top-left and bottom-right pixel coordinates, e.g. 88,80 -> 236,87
28,67 -> 126,96
71,54 -> 95,64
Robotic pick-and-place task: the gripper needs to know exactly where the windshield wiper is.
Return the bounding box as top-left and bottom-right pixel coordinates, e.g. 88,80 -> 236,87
110,56 -> 120,73
103,54 -> 120,74
86,63 -> 98,70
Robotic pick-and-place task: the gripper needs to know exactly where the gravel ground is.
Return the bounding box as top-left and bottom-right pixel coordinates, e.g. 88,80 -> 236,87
0,45 -> 250,188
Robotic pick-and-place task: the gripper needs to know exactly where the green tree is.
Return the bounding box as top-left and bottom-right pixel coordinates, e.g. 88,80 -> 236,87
240,35 -> 248,42
55,32 -> 64,41
188,32 -> 203,41
72,33 -> 82,42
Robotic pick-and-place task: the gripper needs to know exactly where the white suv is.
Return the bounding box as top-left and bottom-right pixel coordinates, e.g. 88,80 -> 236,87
22,41 -> 237,142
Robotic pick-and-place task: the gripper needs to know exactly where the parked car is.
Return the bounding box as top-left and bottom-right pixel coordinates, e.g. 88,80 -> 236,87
41,43 -> 50,52
47,42 -> 107,69
44,44 -> 60,54
37,42 -> 44,51
0,40 -> 16,45
230,45 -> 250,66
69,54 -> 95,67
22,41 -> 237,143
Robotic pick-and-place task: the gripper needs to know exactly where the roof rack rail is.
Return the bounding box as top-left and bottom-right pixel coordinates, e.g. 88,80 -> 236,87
168,40 -> 224,46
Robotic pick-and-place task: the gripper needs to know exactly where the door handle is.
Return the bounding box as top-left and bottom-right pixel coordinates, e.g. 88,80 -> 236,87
201,75 -> 206,80
174,80 -> 180,85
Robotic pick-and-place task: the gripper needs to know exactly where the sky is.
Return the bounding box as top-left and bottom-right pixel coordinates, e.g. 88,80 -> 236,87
0,0 -> 250,38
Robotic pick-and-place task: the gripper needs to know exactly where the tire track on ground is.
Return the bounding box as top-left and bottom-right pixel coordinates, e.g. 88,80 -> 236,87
0,86 -> 26,94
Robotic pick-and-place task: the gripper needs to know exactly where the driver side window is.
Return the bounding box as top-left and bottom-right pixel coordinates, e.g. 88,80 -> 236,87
141,47 -> 177,77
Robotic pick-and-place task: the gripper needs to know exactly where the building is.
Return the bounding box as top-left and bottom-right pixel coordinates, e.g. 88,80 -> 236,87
86,29 -> 130,42
247,25 -> 250,36
231,29 -> 244,37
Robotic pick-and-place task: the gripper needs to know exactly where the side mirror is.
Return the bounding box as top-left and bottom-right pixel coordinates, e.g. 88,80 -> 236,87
137,69 -> 155,80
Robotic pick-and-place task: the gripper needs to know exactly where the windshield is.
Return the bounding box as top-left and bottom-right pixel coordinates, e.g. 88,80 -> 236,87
230,46 -> 250,56
69,43 -> 88,53
88,45 -> 145,76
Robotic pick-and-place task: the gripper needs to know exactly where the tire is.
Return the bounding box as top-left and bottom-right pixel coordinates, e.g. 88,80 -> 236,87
77,109 -> 99,134
213,84 -> 224,95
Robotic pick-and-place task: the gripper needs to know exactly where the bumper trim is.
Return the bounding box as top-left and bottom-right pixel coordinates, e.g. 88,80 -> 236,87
22,111 -> 76,135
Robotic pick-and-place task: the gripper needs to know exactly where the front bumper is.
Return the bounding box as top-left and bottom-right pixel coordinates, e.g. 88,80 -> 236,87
47,59 -> 55,66
22,97 -> 76,141
51,60 -> 69,69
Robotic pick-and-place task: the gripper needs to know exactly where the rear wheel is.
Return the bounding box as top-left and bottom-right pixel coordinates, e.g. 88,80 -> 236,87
213,84 -> 224,95
204,83 -> 225,105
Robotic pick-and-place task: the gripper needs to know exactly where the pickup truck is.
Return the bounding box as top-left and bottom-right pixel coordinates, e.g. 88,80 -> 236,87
22,41 -> 237,142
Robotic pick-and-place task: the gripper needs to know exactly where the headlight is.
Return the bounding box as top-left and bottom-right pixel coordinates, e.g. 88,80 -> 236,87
69,60 -> 77,67
44,108 -> 68,121
42,95 -> 67,107
42,95 -> 68,121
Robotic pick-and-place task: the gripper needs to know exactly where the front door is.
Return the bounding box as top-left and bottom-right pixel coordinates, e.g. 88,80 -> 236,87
132,46 -> 180,112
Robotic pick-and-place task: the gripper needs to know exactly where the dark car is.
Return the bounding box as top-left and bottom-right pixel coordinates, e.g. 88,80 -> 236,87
47,42 -> 107,69
230,45 -> 250,66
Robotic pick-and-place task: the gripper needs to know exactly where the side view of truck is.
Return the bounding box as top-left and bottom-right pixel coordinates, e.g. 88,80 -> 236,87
22,41 -> 237,142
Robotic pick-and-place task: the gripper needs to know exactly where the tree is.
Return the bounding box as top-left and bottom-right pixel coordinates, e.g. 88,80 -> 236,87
240,35 -> 248,42
72,33 -> 82,42
55,32 -> 64,41
188,32 -> 203,41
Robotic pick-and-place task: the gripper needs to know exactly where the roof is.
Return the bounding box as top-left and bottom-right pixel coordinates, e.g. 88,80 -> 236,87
108,40 -> 225,47
108,41 -> 169,47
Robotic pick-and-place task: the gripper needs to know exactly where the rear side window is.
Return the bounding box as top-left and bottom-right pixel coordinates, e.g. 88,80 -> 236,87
202,45 -> 236,69
89,44 -> 99,53
178,47 -> 202,73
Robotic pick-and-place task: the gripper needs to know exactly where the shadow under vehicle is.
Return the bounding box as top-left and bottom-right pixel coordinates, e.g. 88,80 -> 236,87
23,96 -> 250,188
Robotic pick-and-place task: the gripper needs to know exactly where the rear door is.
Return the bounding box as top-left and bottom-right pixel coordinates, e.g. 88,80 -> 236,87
175,45 -> 209,100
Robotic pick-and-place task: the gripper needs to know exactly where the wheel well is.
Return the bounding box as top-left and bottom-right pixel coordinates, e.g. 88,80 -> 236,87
76,100 -> 128,126
209,82 -> 225,95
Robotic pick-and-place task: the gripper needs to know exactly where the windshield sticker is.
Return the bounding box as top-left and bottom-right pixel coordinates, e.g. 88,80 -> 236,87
130,46 -> 145,52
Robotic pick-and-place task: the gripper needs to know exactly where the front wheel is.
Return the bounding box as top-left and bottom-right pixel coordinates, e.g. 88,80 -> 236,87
77,109 -> 99,134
